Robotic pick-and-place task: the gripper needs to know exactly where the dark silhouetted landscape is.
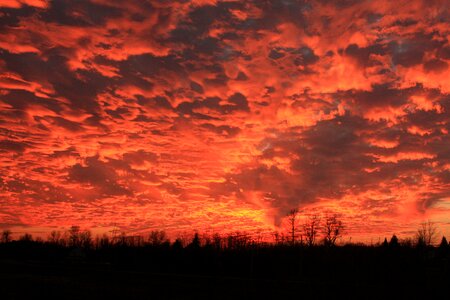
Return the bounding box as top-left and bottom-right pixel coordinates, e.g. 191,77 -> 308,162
1,226 -> 449,299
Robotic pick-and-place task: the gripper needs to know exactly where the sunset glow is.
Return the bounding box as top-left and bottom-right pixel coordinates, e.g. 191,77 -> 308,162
0,0 -> 449,241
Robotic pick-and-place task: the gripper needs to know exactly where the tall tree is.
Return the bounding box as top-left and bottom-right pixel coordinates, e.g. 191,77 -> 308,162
286,208 -> 300,245
389,234 -> 399,248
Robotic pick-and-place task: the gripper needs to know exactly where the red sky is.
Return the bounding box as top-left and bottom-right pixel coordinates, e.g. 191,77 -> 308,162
0,0 -> 449,242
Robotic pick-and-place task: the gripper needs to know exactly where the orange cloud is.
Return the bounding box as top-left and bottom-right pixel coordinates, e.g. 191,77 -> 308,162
0,0 -> 449,242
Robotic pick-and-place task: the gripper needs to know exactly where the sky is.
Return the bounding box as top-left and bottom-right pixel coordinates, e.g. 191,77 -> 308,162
0,0 -> 449,242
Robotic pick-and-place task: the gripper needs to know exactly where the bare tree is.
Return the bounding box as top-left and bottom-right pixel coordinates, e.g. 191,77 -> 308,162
149,230 -> 168,246
273,231 -> 281,244
117,232 -> 128,246
79,230 -> 92,249
68,225 -> 81,247
48,230 -> 62,244
1,229 -> 12,243
286,208 -> 300,245
416,220 -> 438,247
272,231 -> 288,245
226,232 -> 250,249
94,234 -> 110,249
323,214 -> 344,246
303,214 -> 320,247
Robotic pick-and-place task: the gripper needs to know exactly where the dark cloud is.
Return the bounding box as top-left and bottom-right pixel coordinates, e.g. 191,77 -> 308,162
423,59 -> 448,73
190,81 -> 204,94
119,53 -> 185,79
269,49 -> 285,60
68,156 -> 131,196
43,0 -> 122,27
200,123 -> 241,138
177,93 -> 249,119
390,34 -> 445,67
0,5 -> 37,29
0,139 -> 29,153
344,43 -> 385,67
346,84 -> 417,110
123,150 -> 158,165
50,146 -> 79,158
0,89 -> 61,112
1,50 -> 109,112
136,95 -> 172,110
439,46 -> 450,60
228,93 -> 249,111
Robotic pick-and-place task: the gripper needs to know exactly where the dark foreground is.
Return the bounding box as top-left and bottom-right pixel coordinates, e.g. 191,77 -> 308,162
1,242 -> 449,299
1,259 -> 448,300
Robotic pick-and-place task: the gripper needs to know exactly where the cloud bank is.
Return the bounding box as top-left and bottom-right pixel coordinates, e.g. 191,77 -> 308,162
0,0 -> 449,239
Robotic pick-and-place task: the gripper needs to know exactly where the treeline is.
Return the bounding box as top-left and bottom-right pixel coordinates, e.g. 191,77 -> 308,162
1,227 -> 448,251
1,225 -> 450,298
0,215 -> 448,298
0,222 -> 449,262
0,217 -> 448,249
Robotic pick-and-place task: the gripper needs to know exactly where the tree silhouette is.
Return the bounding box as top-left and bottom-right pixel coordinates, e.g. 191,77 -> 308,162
286,208 -> 300,245
172,238 -> 183,250
1,229 -> 12,243
302,214 -> 320,247
212,233 -> 222,249
95,234 -> 110,249
19,233 -> 33,242
188,233 -> 201,249
439,236 -> 448,249
48,230 -> 62,244
323,214 -> 344,246
389,234 -> 399,248
415,220 -> 438,247
68,225 -> 81,247
79,230 -> 92,249
149,230 -> 168,246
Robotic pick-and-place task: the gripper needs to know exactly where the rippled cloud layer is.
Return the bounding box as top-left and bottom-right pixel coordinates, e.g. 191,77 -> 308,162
0,0 -> 449,240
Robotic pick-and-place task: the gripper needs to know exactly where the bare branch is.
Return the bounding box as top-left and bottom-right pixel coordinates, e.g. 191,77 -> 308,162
303,214 -> 320,247
323,214 -> 344,246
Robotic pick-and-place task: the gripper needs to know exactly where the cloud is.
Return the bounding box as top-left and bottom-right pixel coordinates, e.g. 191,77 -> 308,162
0,0 -> 449,239
0,139 -> 29,153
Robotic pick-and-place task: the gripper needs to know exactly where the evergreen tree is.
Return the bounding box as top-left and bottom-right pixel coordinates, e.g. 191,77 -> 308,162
189,233 -> 201,249
389,235 -> 399,248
